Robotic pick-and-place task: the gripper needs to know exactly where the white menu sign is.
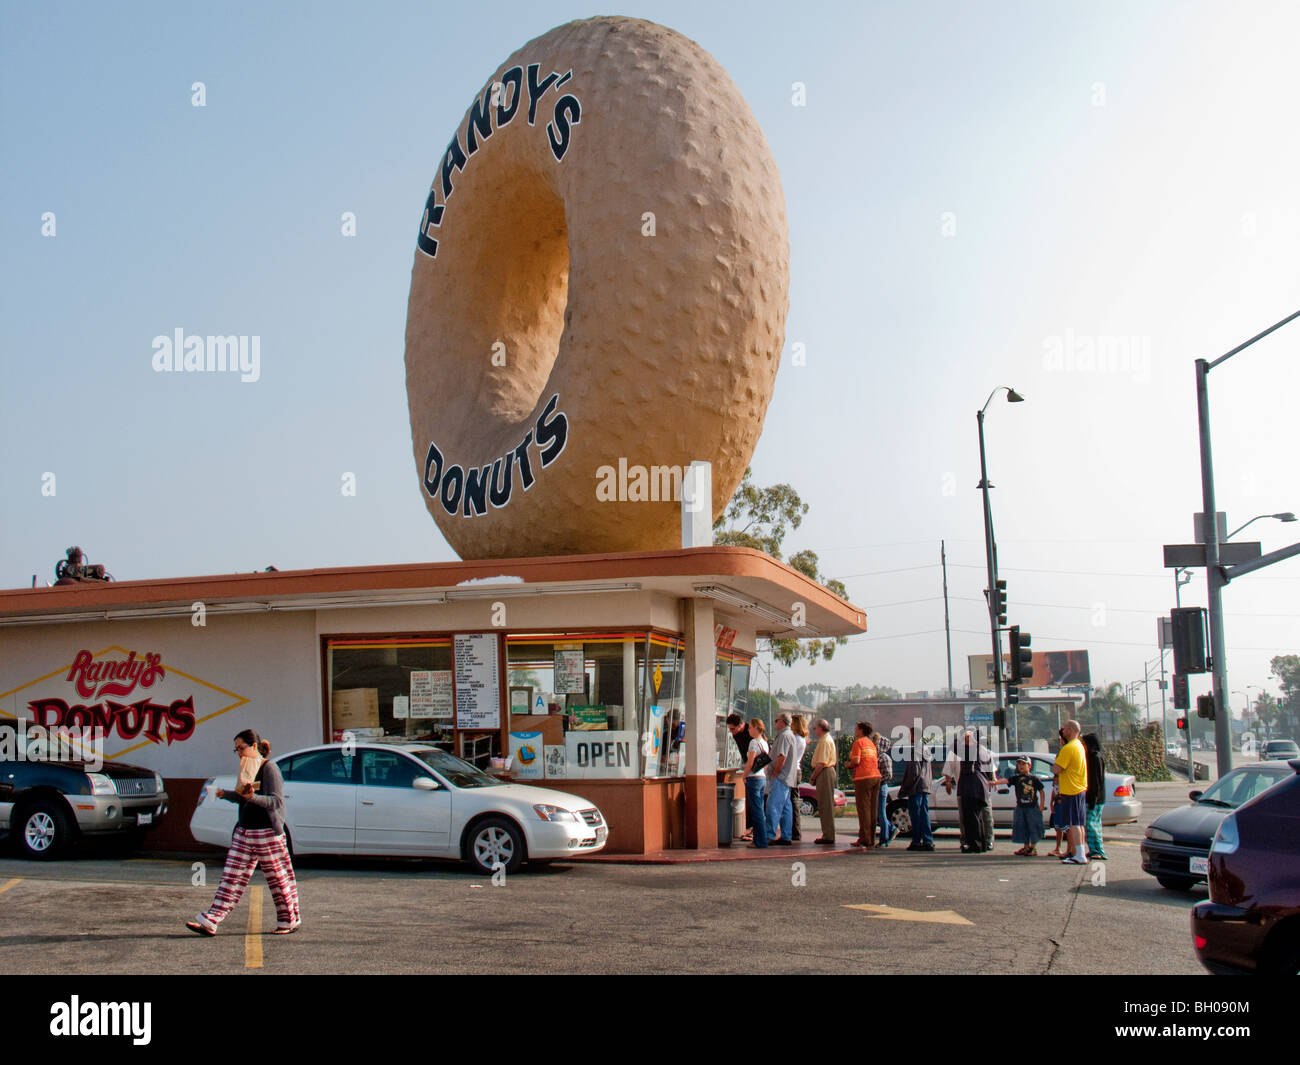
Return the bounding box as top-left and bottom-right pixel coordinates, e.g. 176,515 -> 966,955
410,670 -> 453,720
454,634 -> 500,730
554,649 -> 586,694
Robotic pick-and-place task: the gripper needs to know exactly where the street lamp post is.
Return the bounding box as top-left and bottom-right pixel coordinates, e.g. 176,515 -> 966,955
977,386 -> 1024,748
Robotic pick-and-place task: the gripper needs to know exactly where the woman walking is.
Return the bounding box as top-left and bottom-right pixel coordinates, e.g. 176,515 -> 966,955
187,730 -> 300,935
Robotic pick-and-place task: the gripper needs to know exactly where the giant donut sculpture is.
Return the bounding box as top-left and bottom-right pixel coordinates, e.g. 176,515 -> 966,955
405,16 -> 789,560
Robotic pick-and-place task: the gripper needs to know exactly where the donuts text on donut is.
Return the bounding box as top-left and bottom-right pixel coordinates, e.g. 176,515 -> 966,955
417,63 -> 582,259
421,392 -> 569,518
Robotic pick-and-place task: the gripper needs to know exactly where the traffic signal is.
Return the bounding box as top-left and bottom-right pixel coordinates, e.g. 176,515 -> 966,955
1171,607 -> 1210,675
1009,626 -> 1033,683
1176,715 -> 1188,732
993,579 -> 1007,626
1172,673 -> 1190,710
1196,693 -> 1215,720
993,710 -> 1006,728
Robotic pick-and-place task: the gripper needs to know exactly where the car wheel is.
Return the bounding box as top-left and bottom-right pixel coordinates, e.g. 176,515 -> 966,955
466,817 -> 525,876
1155,874 -> 1198,892
17,800 -> 72,860
887,801 -> 912,837
799,797 -> 817,816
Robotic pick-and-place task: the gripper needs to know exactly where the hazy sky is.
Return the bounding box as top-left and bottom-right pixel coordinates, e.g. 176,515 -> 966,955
2,1 -> 1297,719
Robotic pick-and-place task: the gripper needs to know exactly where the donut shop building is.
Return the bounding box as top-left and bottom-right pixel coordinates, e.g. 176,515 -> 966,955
0,547 -> 866,854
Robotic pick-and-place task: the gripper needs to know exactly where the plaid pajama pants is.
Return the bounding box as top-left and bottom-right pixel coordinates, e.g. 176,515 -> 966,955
201,826 -> 300,927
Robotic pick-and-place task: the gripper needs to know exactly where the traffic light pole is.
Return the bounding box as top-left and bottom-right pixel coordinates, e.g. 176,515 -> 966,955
977,407 -> 1005,741
1196,357 -> 1233,779
1194,307 -> 1300,779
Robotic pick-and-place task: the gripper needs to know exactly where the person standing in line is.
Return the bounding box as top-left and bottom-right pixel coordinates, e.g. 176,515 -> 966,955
847,721 -> 881,848
947,729 -> 995,853
765,712 -> 797,845
874,729 -> 896,847
187,731 -> 300,936
727,712 -> 753,842
1052,719 -> 1089,865
898,727 -> 934,851
810,719 -> 838,844
1005,757 -> 1046,856
788,714 -> 810,842
1046,727 -> 1067,857
743,719 -> 771,849
1083,733 -> 1108,861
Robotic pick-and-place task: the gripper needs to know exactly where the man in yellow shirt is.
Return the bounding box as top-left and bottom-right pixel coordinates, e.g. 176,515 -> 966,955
810,719 -> 838,844
1053,719 -> 1089,864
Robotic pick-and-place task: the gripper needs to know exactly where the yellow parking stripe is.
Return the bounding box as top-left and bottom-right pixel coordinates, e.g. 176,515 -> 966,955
244,887 -> 263,969
0,878 -> 21,896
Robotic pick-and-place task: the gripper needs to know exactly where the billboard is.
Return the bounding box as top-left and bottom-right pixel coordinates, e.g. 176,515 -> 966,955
967,650 -> 1090,692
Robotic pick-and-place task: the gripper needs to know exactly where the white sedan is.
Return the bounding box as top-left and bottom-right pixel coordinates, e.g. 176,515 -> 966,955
189,742 -> 607,873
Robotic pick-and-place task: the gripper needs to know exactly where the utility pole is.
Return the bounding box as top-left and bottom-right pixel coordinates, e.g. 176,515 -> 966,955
941,540 -> 953,696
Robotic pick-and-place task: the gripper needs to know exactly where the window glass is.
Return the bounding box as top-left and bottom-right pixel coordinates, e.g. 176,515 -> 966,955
644,636 -> 684,777
411,747 -> 496,789
284,748 -> 354,785
360,749 -> 427,788
327,638 -> 454,745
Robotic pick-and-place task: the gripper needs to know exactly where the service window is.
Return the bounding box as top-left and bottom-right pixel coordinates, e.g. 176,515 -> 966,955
326,638 -> 455,744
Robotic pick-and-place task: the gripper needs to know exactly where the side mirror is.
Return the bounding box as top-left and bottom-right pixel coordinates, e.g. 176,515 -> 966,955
1189,790 -> 1203,802
413,776 -> 440,791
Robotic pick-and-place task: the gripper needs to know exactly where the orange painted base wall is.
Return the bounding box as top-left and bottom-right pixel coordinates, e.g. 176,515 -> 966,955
143,777 -> 695,856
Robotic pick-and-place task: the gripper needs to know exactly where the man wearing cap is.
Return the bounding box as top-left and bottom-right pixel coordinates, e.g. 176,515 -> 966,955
1053,719 -> 1089,865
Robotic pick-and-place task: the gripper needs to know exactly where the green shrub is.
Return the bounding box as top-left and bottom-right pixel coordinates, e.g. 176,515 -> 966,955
1104,723 -> 1172,782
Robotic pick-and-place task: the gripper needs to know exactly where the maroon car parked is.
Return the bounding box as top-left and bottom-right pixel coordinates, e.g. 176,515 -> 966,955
1191,758 -> 1300,975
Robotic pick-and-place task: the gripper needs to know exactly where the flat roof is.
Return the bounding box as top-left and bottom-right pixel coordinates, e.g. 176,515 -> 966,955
0,546 -> 867,638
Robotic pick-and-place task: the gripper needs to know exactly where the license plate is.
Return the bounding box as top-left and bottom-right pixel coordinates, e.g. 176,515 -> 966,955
596,827 -> 607,843
136,813 -> 152,825
1189,855 -> 1208,874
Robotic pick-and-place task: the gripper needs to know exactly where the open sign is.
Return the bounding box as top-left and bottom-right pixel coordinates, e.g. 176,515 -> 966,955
565,730 -> 638,779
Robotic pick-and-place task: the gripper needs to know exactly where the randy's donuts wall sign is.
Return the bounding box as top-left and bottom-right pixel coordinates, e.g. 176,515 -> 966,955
404,17 -> 790,560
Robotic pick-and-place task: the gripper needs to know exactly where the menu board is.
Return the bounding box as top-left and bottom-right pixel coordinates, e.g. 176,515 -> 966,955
410,670 -> 453,720
554,648 -> 586,694
454,634 -> 500,730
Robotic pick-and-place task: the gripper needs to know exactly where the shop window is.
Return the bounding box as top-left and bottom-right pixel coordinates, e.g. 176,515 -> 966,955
717,655 -> 751,770
643,636 -> 685,777
326,639 -> 455,746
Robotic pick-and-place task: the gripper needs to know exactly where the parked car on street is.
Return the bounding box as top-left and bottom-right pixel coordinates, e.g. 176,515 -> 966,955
796,782 -> 846,816
1,752 -> 168,860
1141,761 -> 1294,891
189,741 -> 607,874
884,748 -> 1140,834
1261,739 -> 1300,761
1191,758 -> 1300,974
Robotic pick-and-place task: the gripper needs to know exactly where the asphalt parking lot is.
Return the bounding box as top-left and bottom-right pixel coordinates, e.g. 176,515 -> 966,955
0,782 -> 1209,975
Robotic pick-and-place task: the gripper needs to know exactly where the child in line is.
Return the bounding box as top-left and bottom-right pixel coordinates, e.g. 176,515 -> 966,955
1005,757 -> 1046,856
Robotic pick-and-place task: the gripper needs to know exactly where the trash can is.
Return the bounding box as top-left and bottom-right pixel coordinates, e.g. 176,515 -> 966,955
718,783 -> 734,846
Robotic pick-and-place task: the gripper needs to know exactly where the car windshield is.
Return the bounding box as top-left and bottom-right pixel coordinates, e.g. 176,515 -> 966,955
1197,767 -> 1289,808
408,748 -> 495,789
